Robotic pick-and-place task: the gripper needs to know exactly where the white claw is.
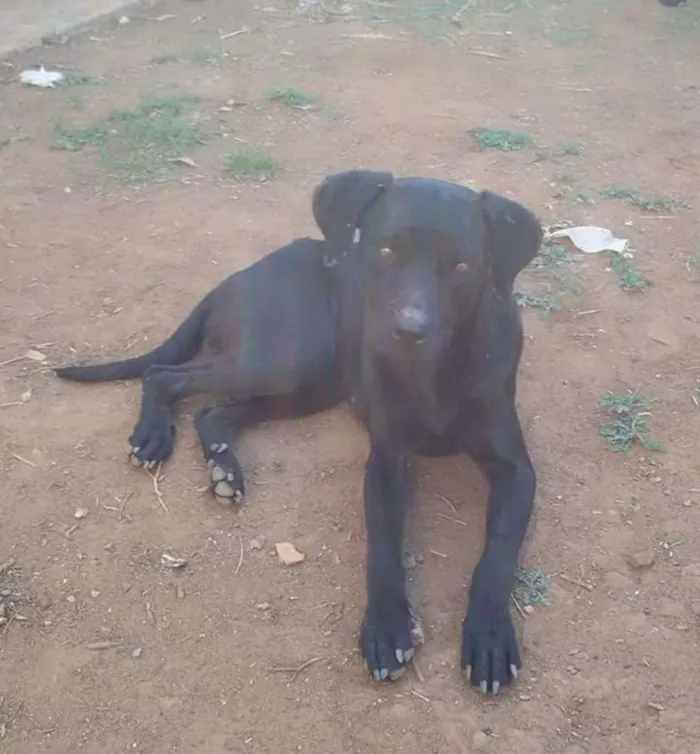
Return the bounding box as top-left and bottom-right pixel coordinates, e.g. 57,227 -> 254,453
130,454 -> 142,467
395,649 -> 404,664
480,680 -> 488,694
492,681 -> 500,695
510,664 -> 519,680
465,665 -> 472,681
404,647 -> 414,663
217,442 -> 228,453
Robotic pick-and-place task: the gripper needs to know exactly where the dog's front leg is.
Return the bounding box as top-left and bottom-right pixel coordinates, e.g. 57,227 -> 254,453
460,403 -> 536,695
359,445 -> 415,681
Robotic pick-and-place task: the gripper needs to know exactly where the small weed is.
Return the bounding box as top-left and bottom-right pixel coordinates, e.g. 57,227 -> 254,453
599,185 -> 687,213
513,292 -> 560,318
598,392 -> 661,452
530,243 -> 577,271
609,254 -> 648,292
472,127 -> 533,152
513,567 -> 549,607
225,148 -> 281,180
152,53 -> 180,65
535,141 -> 583,161
51,123 -> 107,151
686,244 -> 700,278
547,27 -> 591,45
152,50 -> 223,66
58,72 -> 93,86
265,86 -> 318,109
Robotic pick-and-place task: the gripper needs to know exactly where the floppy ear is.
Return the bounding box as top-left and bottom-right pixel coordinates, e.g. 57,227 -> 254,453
312,170 -> 393,266
480,190 -> 543,294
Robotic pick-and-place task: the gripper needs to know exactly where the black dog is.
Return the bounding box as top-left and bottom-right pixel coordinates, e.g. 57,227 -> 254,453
55,170 -> 542,694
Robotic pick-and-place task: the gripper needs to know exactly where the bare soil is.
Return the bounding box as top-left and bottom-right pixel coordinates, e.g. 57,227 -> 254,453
1,1 -> 699,752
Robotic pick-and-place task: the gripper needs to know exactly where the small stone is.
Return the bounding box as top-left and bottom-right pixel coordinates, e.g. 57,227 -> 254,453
66,594 -> 76,604
90,590 -> 101,598
256,602 -> 271,610
249,537 -> 264,550
36,589 -> 53,610
523,604 -> 535,615
472,731 -> 489,750
566,665 -> 579,675
275,542 -> 305,566
519,694 -> 532,701
74,508 -> 89,519
132,647 -> 143,659
627,549 -> 655,569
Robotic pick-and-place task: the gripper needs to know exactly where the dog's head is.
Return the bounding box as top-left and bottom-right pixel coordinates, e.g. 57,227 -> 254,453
314,170 -> 542,363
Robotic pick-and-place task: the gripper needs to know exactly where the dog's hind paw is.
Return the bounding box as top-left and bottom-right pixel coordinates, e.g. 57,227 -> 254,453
206,445 -> 244,506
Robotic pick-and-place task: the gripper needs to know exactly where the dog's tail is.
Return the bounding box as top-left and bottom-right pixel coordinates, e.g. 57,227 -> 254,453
54,297 -> 210,383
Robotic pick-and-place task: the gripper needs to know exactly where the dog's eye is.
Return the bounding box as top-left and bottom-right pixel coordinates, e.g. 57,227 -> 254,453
379,247 -> 394,260
455,262 -> 469,273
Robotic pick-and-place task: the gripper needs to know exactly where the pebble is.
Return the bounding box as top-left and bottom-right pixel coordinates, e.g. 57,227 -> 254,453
66,594 -> 76,604
132,647 -> 143,659
36,589 -> 53,610
627,549 -> 655,569
74,508 -> 89,519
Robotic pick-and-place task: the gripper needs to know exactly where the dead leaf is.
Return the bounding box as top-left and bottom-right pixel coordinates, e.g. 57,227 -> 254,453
169,156 -> 199,168
275,542 -> 305,566
24,349 -> 47,362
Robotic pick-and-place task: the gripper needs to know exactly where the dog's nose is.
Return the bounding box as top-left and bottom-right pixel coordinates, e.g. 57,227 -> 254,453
393,306 -> 429,343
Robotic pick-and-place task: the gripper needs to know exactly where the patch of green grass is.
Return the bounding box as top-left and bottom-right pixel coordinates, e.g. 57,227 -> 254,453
51,94 -> 203,184
547,26 -> 591,45
152,53 -> 180,64
609,254 -> 648,292
58,72 -> 93,86
152,49 -> 223,66
265,86 -> 318,109
513,291 -> 560,318
51,123 -> 107,151
513,566 -> 549,607
224,148 -> 281,180
598,392 -> 661,452
599,185 -> 687,213
472,127 -> 533,152
535,141 -> 583,161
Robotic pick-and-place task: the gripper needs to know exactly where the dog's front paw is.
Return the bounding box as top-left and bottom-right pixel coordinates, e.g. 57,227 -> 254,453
128,415 -> 175,469
206,442 -> 244,506
360,603 -> 414,682
461,600 -> 520,695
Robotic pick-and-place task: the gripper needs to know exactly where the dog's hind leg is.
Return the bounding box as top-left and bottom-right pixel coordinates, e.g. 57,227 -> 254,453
129,349 -> 341,468
196,377 -> 346,505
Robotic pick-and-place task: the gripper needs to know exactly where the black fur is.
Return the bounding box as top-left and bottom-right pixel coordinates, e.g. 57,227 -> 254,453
55,170 -> 542,694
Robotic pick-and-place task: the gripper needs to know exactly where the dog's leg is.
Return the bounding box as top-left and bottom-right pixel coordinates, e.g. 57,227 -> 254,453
129,356 -> 319,467
359,446 -> 416,681
459,403 -> 535,695
194,382 -> 345,505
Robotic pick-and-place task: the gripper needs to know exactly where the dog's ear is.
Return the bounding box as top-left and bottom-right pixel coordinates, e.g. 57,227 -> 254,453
480,190 -> 543,294
313,170 -> 393,266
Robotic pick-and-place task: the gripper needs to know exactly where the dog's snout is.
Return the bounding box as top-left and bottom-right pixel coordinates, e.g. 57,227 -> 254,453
393,306 -> 429,343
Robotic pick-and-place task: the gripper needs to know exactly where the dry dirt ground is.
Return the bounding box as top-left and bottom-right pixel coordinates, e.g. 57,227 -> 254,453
1,1 -> 700,752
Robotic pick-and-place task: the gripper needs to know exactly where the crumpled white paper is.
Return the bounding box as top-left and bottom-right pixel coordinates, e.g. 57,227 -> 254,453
19,66 -> 64,88
545,226 -> 629,255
